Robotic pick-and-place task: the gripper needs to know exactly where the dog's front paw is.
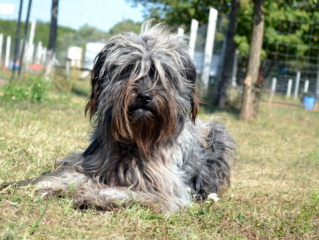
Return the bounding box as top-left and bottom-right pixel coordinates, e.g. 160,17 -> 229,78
36,187 -> 64,197
73,187 -> 122,211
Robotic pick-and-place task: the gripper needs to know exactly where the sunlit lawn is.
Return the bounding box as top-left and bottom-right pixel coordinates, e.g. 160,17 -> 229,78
0,79 -> 318,239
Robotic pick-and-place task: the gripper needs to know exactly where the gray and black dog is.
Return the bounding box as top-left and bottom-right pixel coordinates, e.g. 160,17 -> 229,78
5,21 -> 235,213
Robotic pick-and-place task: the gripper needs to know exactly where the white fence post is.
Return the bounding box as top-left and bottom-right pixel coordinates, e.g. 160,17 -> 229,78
231,49 -> 239,86
188,19 -> 198,61
0,34 -> 3,66
294,71 -> 301,100
5,35 -> 11,68
35,41 -> 43,64
304,79 -> 309,93
26,20 -> 36,65
287,79 -> 293,98
271,77 -> 277,97
177,27 -> 184,36
41,47 -> 47,64
202,8 -> 218,90
0,33 -> 3,66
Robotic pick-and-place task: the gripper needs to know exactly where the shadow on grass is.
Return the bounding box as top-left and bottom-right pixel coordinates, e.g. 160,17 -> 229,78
71,87 -> 89,97
71,79 -> 90,97
199,99 -> 241,120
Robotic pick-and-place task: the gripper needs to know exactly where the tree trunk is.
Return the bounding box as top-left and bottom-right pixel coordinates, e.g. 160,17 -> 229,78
218,0 -> 240,108
239,0 -> 264,121
45,0 -> 59,75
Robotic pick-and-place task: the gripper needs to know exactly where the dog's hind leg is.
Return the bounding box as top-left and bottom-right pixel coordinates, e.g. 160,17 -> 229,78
203,121 -> 236,195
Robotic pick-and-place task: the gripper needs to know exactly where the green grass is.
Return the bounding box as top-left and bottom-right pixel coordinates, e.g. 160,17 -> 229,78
0,80 -> 318,239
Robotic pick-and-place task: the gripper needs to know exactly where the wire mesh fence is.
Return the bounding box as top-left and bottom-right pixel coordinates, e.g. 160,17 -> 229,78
262,19 -> 319,102
1,1 -> 318,109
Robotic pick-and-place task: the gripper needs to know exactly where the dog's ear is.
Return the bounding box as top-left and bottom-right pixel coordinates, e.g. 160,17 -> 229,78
184,62 -> 199,123
85,49 -> 108,118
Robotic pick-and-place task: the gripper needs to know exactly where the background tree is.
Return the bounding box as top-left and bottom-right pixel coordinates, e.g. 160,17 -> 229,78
46,0 -> 59,74
128,0 -> 232,30
218,0 -> 240,108
128,0 -> 319,112
239,0 -> 265,121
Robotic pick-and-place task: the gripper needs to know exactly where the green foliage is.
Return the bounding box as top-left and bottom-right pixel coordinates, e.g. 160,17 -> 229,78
1,75 -> 50,103
128,0 -> 232,29
129,0 -> 319,62
108,20 -> 142,36
263,0 -> 319,63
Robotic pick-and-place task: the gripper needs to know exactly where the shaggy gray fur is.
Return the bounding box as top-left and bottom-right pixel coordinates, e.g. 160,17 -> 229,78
9,21 -> 235,213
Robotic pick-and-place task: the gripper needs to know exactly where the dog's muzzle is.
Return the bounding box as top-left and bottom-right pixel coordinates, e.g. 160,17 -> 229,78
129,91 -> 156,115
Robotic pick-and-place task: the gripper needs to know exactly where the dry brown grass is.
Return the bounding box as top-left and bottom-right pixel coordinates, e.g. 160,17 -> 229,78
0,82 -> 318,239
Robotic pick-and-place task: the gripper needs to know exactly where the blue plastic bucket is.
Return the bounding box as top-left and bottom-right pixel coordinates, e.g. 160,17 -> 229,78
303,95 -> 316,110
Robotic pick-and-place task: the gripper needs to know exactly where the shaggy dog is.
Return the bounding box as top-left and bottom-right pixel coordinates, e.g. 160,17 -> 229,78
6,21 -> 235,213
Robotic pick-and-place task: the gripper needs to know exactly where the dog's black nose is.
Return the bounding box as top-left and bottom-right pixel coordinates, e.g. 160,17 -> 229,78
137,92 -> 153,104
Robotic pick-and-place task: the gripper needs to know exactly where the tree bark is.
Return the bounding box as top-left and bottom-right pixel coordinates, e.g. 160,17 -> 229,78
218,0 -> 240,108
239,0 -> 264,121
45,0 -> 59,75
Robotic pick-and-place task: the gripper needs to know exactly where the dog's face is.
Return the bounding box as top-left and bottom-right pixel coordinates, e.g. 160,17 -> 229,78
85,22 -> 199,157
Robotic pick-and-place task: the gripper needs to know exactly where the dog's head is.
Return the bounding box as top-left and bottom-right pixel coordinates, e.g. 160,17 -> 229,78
85,21 -> 199,157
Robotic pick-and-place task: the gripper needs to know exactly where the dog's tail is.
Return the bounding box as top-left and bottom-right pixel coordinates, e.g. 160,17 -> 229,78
1,178 -> 36,189
1,153 -> 83,190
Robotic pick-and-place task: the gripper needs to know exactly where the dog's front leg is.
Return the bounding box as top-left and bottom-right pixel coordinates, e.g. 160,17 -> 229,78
73,184 -> 177,212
